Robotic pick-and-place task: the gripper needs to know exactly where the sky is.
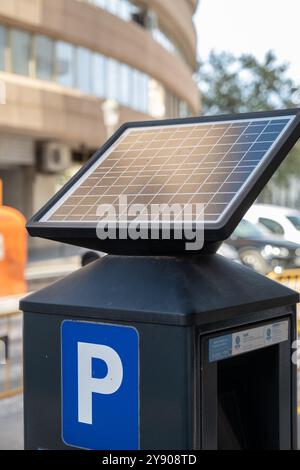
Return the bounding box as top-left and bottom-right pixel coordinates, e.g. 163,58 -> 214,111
194,0 -> 300,82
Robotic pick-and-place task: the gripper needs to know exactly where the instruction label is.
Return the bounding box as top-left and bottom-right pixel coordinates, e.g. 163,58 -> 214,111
208,320 -> 289,363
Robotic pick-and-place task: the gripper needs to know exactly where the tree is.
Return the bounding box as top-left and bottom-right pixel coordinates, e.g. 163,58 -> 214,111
196,50 -> 300,194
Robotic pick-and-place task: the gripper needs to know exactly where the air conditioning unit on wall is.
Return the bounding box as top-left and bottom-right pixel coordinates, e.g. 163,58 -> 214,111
37,142 -> 71,174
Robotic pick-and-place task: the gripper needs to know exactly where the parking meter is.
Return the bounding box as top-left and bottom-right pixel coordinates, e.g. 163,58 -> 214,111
21,109 -> 300,449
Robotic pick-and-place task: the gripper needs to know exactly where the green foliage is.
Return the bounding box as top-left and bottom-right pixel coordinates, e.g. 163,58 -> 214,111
197,50 -> 299,114
196,51 -> 300,192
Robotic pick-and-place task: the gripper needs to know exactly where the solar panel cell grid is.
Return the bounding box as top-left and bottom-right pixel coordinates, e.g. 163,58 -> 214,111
43,117 -> 291,224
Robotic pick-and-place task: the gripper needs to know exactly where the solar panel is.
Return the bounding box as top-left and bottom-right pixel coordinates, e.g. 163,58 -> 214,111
28,109 -> 300,255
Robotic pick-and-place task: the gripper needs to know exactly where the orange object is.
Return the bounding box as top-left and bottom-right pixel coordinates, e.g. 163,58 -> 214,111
0,181 -> 27,296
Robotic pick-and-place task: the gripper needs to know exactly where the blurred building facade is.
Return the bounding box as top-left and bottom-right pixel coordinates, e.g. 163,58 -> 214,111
0,0 -> 200,236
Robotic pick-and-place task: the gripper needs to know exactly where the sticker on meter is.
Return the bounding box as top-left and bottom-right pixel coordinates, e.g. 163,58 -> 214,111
61,320 -> 139,450
208,320 -> 289,363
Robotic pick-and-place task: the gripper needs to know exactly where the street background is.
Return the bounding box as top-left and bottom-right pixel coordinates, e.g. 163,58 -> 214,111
0,0 -> 300,449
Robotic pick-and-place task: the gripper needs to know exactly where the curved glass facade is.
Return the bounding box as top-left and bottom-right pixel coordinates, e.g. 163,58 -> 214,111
0,23 -> 191,118
80,0 -> 189,66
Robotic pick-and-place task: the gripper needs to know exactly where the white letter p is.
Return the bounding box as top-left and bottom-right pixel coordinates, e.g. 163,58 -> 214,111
77,342 -> 123,425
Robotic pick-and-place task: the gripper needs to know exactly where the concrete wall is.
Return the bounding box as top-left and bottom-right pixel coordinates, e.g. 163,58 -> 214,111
0,72 -> 150,149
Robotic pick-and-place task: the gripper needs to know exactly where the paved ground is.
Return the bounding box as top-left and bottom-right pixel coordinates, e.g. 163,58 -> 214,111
0,395 -> 23,450
0,394 -> 299,450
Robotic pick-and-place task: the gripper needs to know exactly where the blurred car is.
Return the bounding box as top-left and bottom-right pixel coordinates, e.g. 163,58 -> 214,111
245,204 -> 300,244
80,249 -> 103,267
217,242 -> 240,263
227,219 -> 300,274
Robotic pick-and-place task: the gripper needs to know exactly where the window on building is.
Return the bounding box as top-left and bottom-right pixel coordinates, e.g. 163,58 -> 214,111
106,58 -> 119,100
11,29 -> 31,76
165,92 -> 184,119
83,1 -> 187,64
152,27 -> 175,55
141,74 -> 149,114
0,25 -> 5,71
165,91 -> 176,118
91,0 -> 138,22
120,0 -> 135,21
139,71 -> 146,113
119,63 -> 130,107
174,95 -> 180,118
36,35 -> 55,81
76,47 -> 92,94
92,53 -> 106,97
56,41 -> 75,88
126,66 -> 134,106
92,0 -> 107,8
151,26 -> 186,62
135,70 -> 148,113
179,101 -> 189,118
131,68 -> 136,110
106,0 -> 118,15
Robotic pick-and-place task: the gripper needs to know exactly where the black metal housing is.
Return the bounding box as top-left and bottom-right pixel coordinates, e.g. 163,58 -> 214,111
21,255 -> 299,449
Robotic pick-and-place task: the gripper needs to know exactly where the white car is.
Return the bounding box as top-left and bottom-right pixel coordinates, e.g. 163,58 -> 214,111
217,242 -> 240,263
244,204 -> 300,244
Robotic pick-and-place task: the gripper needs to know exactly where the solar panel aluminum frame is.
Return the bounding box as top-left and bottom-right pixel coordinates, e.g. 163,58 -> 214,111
27,109 -> 300,255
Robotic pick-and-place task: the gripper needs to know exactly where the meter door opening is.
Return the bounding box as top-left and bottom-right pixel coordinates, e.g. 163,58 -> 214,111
200,319 -> 292,450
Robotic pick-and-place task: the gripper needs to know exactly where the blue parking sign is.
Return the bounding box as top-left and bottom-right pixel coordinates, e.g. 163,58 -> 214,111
61,321 -> 139,450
